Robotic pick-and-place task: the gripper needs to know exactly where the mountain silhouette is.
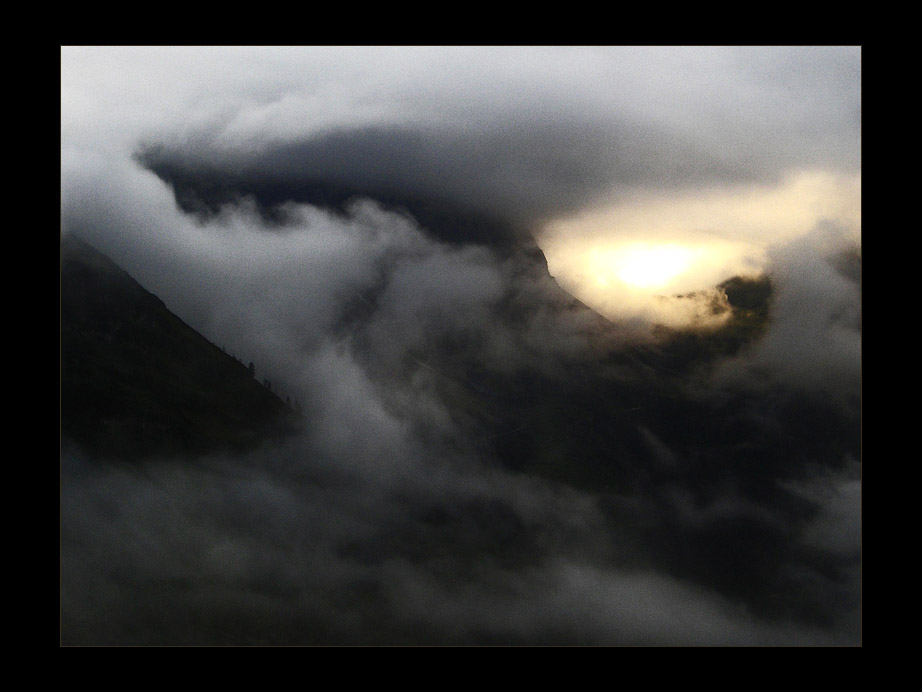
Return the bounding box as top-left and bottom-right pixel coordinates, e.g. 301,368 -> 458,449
60,234 -> 299,461
60,230 -> 861,643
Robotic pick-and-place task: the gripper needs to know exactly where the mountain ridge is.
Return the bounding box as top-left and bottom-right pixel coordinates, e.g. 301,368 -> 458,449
61,233 -> 300,461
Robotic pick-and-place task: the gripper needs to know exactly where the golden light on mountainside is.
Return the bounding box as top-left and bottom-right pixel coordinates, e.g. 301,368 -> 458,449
538,170 -> 860,329
542,233 -> 763,330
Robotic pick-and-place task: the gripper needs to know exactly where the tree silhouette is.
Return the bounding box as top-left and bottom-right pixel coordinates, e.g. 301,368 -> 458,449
248,361 -> 255,377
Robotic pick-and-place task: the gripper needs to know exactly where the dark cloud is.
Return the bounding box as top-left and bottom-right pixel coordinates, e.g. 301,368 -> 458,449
61,47 -> 861,645
116,46 -> 859,246
135,116 -> 770,245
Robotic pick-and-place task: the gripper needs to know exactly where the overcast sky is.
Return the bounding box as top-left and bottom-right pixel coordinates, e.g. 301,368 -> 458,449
62,46 -> 860,322
61,46 -> 861,646
62,46 -> 860,206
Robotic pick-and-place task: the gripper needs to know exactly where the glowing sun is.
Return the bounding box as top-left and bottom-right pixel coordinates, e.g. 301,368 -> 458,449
591,243 -> 698,290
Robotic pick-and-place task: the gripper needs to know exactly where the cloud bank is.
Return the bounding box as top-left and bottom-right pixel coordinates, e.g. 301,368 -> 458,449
60,46 -> 861,646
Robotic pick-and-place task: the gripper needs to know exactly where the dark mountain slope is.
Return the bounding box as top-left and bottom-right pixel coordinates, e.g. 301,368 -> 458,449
400,270 -> 781,487
388,266 -> 859,625
59,227 -> 860,643
61,234 -> 299,461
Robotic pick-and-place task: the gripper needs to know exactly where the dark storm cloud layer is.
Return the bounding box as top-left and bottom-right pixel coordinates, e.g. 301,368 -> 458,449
61,47 -> 861,645
129,45 -> 860,245
137,117 -> 762,244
